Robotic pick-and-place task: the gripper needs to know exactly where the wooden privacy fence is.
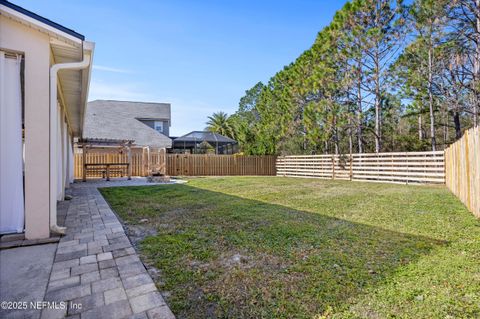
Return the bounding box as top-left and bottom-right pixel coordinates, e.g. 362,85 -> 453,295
75,152 -> 277,178
166,154 -> 276,176
445,127 -> 480,218
277,151 -> 445,184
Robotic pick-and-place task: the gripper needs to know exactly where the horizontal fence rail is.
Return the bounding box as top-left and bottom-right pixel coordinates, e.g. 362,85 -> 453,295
445,127 -> 480,218
74,151 -> 277,178
277,151 -> 445,184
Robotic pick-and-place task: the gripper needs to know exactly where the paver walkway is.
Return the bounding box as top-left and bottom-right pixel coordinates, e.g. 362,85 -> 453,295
44,179 -> 175,319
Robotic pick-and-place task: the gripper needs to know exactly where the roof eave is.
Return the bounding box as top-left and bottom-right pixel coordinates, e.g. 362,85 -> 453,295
0,1 -> 84,48
77,41 -> 94,137
0,0 -> 84,41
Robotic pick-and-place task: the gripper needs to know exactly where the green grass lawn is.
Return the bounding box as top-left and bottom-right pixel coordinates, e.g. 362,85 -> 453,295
100,177 -> 480,319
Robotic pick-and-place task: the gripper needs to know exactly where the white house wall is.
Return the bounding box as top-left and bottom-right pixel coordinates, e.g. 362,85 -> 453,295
0,15 -> 51,239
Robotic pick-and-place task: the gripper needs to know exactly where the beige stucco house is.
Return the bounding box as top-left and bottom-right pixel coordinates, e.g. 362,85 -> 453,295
0,0 -> 94,239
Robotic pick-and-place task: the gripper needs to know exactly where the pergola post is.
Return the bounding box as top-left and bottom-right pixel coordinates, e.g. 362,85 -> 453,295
163,148 -> 167,175
127,143 -> 132,180
146,146 -> 151,176
82,144 -> 88,182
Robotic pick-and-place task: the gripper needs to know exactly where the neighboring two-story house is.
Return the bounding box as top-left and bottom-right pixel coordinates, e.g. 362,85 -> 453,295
83,100 -> 172,149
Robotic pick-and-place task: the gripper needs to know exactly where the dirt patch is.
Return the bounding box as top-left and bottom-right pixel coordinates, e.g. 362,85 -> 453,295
178,251 -> 294,318
219,253 -> 249,268
124,223 -> 158,248
123,223 -> 173,302
188,251 -> 287,273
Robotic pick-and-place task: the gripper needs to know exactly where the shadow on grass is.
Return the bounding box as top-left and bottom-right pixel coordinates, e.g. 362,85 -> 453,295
99,184 -> 447,319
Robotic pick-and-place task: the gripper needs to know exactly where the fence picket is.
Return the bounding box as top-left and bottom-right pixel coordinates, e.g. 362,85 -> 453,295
445,127 -> 480,218
75,151 -> 277,178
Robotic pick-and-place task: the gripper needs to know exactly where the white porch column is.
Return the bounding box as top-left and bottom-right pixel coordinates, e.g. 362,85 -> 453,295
56,103 -> 64,201
66,134 -> 74,186
62,113 -> 68,191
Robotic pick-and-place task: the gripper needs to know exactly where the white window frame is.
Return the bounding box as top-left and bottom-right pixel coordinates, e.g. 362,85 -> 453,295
154,121 -> 163,133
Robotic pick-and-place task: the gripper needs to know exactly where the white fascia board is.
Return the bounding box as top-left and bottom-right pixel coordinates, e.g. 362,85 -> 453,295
0,4 -> 83,46
78,40 -> 95,137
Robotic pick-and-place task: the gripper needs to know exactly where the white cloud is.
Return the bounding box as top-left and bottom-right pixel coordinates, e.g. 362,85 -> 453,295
88,81 -> 155,101
92,65 -> 132,74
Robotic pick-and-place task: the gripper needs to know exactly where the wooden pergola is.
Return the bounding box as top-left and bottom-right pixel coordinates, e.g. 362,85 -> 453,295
78,138 -> 134,181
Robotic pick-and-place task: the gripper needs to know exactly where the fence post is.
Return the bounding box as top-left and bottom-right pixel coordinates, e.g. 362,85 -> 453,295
127,145 -> 132,180
332,154 -> 335,180
82,145 -> 87,182
147,147 -> 151,176
163,148 -> 167,175
349,154 -> 353,181
444,149 -> 447,186
465,131 -> 471,213
407,153 -> 411,185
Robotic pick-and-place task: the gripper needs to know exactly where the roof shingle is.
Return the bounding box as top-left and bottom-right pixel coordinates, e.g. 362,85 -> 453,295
83,100 -> 172,148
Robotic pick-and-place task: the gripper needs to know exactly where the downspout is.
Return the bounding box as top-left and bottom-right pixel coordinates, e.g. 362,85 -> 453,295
49,47 -> 91,235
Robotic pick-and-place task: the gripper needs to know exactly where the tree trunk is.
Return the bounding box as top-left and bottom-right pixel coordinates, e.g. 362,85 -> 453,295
453,111 -> 462,139
443,106 -> 448,146
333,114 -> 339,155
475,0 -> 480,126
374,47 -> 381,153
374,79 -> 381,152
418,114 -> 423,141
374,20 -> 381,153
348,117 -> 353,155
428,43 -> 436,151
303,128 -> 307,152
357,59 -> 363,153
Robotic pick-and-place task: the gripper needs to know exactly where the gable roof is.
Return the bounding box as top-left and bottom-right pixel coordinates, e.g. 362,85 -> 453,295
83,100 -> 172,148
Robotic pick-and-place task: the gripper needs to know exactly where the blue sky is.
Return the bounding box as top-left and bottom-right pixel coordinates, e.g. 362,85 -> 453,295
14,0 -> 347,136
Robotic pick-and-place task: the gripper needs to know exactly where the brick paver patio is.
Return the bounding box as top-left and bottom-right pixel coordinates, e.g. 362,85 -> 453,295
42,179 -> 175,319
